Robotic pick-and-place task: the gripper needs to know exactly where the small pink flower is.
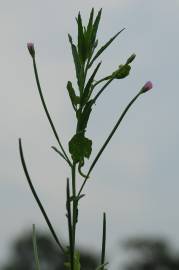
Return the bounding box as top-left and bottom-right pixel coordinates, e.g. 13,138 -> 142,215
141,81 -> 153,93
27,42 -> 35,58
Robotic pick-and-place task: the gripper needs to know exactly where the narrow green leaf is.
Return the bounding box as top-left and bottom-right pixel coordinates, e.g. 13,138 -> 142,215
51,146 -> 69,163
78,66 -> 85,93
87,8 -> 94,36
85,8 -> 94,56
77,13 -> 87,63
32,224 -> 41,270
89,28 -> 125,67
67,81 -> 80,110
68,34 -> 81,86
79,100 -> 93,132
91,9 -> 102,45
81,62 -> 101,105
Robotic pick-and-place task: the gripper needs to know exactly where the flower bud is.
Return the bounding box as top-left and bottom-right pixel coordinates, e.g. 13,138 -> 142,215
27,43 -> 35,58
126,53 -> 136,64
140,81 -> 153,94
112,64 -> 131,79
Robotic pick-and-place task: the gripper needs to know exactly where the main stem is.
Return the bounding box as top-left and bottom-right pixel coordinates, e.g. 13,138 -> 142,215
71,162 -> 77,268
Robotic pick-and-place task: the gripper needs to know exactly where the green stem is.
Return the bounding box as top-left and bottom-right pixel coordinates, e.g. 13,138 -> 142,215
101,213 -> 106,270
19,138 -> 65,254
78,91 -> 141,197
71,163 -> 77,268
66,178 -> 74,270
93,76 -> 112,89
93,78 -> 114,103
32,57 -> 72,167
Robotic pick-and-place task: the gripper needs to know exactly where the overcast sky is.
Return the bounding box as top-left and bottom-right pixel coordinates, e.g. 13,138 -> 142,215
1,0 -> 179,269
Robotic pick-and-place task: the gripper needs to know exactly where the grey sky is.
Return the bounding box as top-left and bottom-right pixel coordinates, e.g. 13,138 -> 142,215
1,0 -> 179,268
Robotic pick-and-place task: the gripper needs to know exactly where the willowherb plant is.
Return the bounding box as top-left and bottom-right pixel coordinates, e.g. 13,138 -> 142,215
19,8 -> 153,270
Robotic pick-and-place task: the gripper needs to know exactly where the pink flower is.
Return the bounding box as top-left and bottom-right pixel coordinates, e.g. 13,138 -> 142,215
141,81 -> 153,94
27,42 -> 35,58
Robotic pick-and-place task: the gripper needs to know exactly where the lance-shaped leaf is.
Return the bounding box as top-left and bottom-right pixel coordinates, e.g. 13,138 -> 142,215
67,81 -> 80,111
81,62 -> 101,106
69,133 -> 92,163
91,9 -> 102,45
68,34 -> 82,87
76,12 -> 87,63
78,100 -> 93,132
89,28 -> 125,67
85,8 -> 94,51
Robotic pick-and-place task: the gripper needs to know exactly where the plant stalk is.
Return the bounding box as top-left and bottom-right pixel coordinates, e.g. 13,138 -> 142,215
71,163 -> 77,269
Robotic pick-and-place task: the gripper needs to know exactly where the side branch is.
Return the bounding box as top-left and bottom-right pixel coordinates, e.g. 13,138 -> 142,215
18,138 -> 66,254
78,92 -> 141,196
32,57 -> 72,167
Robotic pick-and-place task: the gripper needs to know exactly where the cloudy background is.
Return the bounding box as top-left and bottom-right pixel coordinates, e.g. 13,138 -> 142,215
1,0 -> 179,268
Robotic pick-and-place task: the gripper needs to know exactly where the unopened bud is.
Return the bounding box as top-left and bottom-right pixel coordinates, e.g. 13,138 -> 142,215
27,43 -> 35,58
140,81 -> 153,94
126,53 -> 136,64
112,64 -> 131,79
